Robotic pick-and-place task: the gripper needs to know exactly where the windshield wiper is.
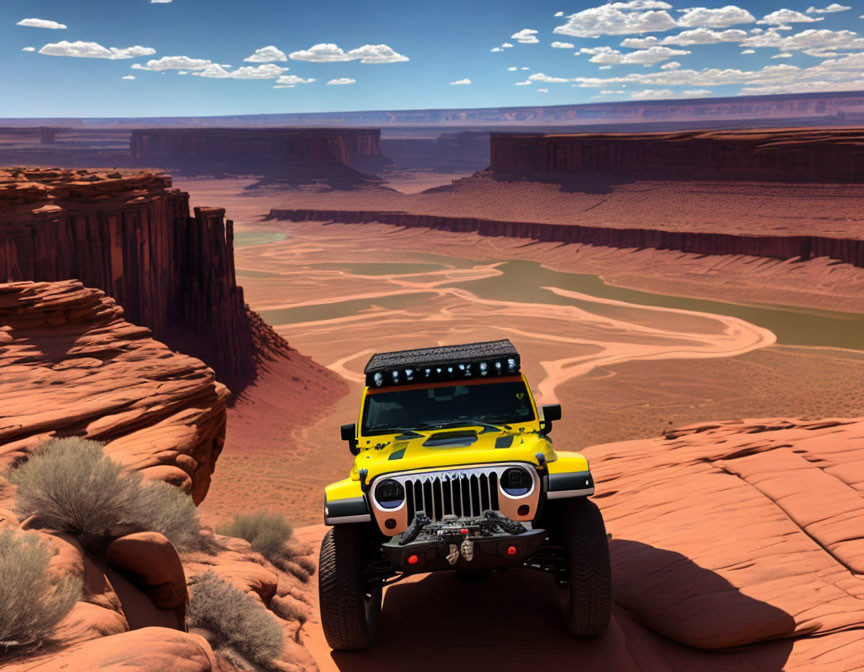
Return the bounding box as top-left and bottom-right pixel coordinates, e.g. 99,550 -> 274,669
426,418 -> 512,433
369,426 -> 425,438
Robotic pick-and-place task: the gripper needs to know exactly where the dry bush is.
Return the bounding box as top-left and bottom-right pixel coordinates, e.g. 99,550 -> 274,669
9,438 -> 205,551
0,528 -> 81,652
218,511 -> 293,562
188,571 -> 283,669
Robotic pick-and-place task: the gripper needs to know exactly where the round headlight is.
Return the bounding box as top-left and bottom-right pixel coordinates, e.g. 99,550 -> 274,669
500,467 -> 532,496
375,479 -> 405,509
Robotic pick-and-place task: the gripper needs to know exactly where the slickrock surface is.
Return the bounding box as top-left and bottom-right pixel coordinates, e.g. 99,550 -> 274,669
0,280 -> 228,503
0,167 -> 255,390
298,416 -> 864,671
491,127 -> 864,182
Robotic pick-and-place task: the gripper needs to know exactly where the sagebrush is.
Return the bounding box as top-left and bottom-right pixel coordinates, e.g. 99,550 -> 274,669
188,571 -> 284,668
218,511 -> 293,561
0,528 -> 81,651
10,437 -> 205,551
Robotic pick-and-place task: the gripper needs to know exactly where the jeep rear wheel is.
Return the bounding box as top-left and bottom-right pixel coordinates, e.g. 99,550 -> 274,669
558,498 -> 612,637
319,525 -> 381,650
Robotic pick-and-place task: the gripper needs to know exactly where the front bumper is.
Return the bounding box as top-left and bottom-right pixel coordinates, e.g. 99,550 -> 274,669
381,514 -> 547,572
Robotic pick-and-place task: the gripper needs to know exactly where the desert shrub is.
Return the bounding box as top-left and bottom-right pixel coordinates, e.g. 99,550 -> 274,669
218,511 -> 293,562
0,528 -> 81,651
9,438 -> 205,551
188,571 -> 284,669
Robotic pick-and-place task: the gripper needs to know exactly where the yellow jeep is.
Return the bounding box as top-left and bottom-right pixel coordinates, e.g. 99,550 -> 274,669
319,339 -> 611,649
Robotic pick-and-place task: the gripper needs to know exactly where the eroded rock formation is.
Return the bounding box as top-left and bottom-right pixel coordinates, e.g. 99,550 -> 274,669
0,168 -> 254,390
0,280 -> 228,502
490,128 -> 864,182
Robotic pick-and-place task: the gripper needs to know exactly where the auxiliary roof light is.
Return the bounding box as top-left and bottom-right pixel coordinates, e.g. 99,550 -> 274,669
507,357 -> 517,373
405,368 -> 414,382
479,361 -> 488,376
373,372 -> 384,387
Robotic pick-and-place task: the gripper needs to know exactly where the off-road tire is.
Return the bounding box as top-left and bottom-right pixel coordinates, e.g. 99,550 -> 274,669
319,525 -> 381,650
558,498 -> 612,637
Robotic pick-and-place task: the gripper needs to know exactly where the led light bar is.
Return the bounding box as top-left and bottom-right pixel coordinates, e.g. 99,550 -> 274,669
364,339 -> 521,387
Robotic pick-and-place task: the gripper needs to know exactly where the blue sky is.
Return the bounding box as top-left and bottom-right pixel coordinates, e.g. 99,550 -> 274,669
2,0 -> 864,117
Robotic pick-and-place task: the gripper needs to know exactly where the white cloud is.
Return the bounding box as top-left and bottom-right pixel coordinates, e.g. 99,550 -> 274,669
772,52 -> 794,58
195,63 -> 286,79
528,72 -> 569,83
579,45 -> 689,65
682,88 -> 712,95
450,78 -> 472,85
122,75 -> 136,80
660,60 -> 681,69
741,48 -> 755,54
522,66 -> 530,70
514,80 -> 532,85
501,42 -> 514,48
511,29 -> 539,44
289,43 -> 407,63
630,88 -> 675,99
554,3 -> 677,38
327,77 -> 355,85
21,46 -> 35,52
151,0 -> 173,3
135,56 -> 212,71
555,11 -> 564,17
663,27 -> 749,45
806,4 -> 851,13
491,47 -> 504,52
758,9 -> 822,25
677,5 -> 755,28
507,66 -> 518,71
599,65 -> 613,69
551,41 -> 575,48
741,28 -> 864,52
537,88 -> 550,93
274,74 -> 315,87
39,41 -> 156,60
244,46 -> 287,63
17,18 -> 67,30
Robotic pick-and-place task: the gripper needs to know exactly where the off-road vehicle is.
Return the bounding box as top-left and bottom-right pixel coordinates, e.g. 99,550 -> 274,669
319,339 -> 611,650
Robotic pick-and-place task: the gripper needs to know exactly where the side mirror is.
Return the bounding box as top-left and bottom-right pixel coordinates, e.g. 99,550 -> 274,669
341,423 -> 359,455
540,404 -> 561,434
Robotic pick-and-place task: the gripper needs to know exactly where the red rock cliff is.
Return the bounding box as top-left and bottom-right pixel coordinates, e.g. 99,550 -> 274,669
490,128 -> 864,182
130,127 -> 384,168
0,168 -> 254,390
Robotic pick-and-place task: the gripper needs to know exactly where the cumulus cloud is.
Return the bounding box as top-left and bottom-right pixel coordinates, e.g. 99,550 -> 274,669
741,48 -> 756,53
551,41 -> 575,48
21,46 -> 35,52
772,52 -> 794,58
450,78 -> 472,85
677,5 -> 755,27
39,41 -> 156,60
244,46 -> 287,63
327,77 -> 356,85
741,28 -> 864,52
806,3 -> 851,13
491,47 -> 504,52
511,29 -> 539,44
274,74 -> 315,88
514,80 -> 532,85
17,18 -> 67,29
507,66 -> 518,71
501,42 -> 514,48
661,60 -> 681,69
630,88 -> 675,99
537,88 -> 549,93
554,2 -> 677,38
134,56 -> 212,71
289,43 -> 408,63
663,27 -> 749,45
579,45 -> 690,65
555,11 -> 564,16
758,9 -> 822,25
151,0 -> 173,3
195,63 -> 286,79
522,66 -> 530,69
528,72 -> 569,83
122,75 -> 136,80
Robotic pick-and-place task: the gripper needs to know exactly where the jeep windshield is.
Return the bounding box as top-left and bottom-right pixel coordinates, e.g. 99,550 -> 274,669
361,377 -> 536,436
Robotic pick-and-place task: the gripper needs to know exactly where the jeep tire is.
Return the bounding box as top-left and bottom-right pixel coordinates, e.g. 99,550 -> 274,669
319,525 -> 381,650
558,498 -> 612,637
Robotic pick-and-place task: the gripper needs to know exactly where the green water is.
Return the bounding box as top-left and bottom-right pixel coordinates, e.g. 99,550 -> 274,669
309,262 -> 448,276
234,232 -> 288,248
257,258 -> 864,351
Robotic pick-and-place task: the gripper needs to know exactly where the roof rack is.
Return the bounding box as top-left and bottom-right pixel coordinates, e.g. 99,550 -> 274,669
364,339 -> 521,387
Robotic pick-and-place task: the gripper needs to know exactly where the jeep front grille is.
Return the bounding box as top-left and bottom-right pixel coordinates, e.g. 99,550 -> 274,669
404,471 -> 500,523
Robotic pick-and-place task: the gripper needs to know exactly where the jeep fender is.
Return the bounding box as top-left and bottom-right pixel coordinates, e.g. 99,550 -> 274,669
545,451 -> 595,499
324,478 -> 372,525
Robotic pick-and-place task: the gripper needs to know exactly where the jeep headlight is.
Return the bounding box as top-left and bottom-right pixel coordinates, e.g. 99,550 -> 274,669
375,479 -> 405,509
500,467 -> 532,496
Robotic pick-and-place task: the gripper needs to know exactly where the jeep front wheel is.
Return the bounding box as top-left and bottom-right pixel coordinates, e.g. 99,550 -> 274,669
558,498 -> 612,637
319,525 -> 381,650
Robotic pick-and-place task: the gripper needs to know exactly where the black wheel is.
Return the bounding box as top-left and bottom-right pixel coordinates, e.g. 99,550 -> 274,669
318,525 -> 381,650
557,498 -> 612,637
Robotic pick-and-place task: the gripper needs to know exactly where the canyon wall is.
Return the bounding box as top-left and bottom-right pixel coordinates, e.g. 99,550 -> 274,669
0,168 -> 254,390
491,128 -> 864,182
130,127 -> 386,170
267,208 -> 864,269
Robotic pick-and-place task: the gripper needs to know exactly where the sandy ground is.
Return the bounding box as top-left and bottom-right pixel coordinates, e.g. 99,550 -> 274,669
177,175 -> 864,528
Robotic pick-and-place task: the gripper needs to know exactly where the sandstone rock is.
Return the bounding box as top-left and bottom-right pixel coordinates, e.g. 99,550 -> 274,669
0,280 -> 229,502
105,532 -> 187,613
4,627 -> 219,672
